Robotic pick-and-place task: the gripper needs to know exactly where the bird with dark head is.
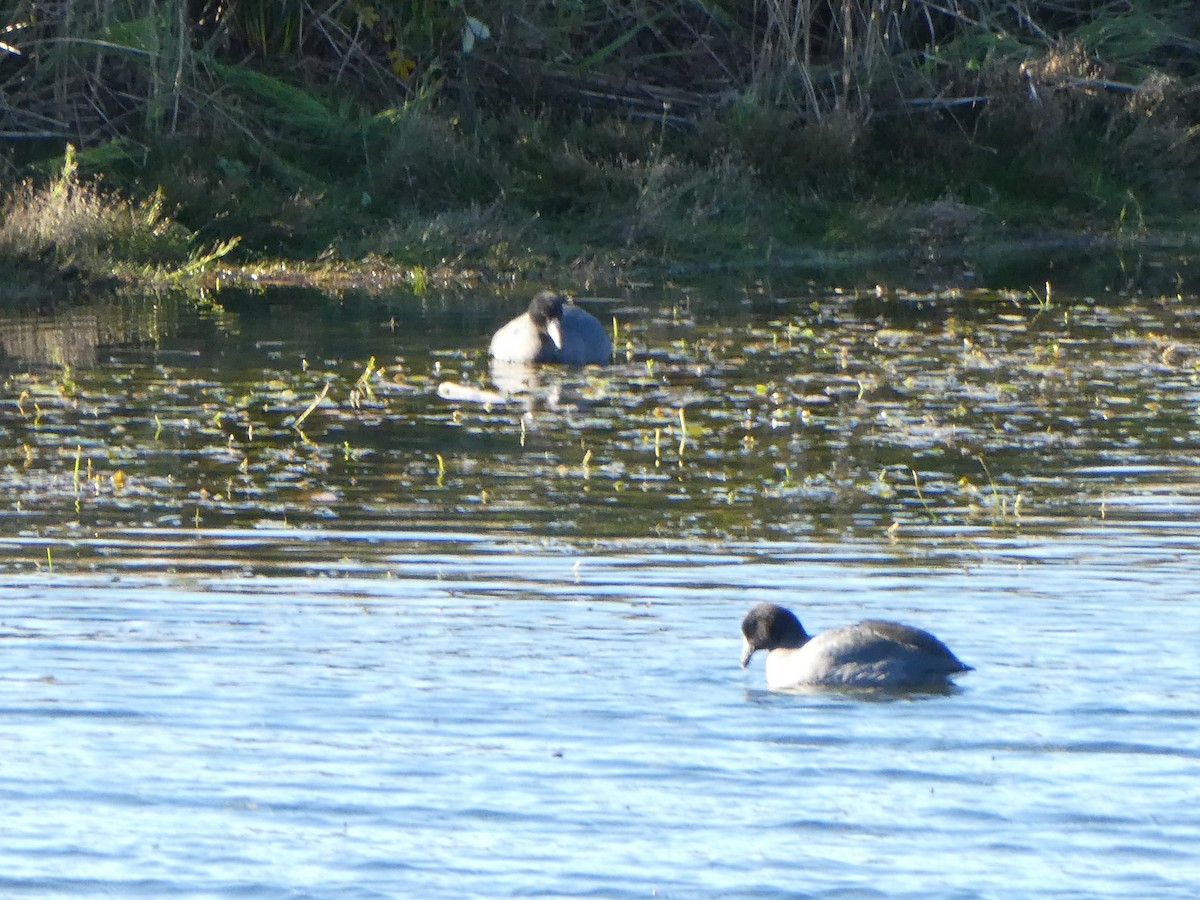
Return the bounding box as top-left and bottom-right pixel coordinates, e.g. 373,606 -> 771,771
740,603 -> 971,691
489,291 -> 612,366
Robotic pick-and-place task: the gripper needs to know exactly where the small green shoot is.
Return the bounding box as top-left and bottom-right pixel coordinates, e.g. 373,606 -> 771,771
354,357 -> 377,402
294,381 -> 331,431
172,236 -> 241,280
910,468 -> 937,524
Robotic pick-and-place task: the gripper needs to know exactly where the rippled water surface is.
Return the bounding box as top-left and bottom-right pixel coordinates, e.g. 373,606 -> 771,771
2,260 -> 1199,897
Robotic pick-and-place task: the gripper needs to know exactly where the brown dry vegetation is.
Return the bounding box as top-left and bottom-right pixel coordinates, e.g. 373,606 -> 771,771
0,1 -> 1197,291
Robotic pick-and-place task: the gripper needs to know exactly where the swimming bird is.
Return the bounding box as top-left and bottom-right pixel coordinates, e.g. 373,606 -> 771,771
489,291 -> 612,366
739,603 -> 971,690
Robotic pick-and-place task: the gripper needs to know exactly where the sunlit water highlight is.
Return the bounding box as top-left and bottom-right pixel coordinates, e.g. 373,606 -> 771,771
2,263 -> 1200,896
2,539 -> 1198,898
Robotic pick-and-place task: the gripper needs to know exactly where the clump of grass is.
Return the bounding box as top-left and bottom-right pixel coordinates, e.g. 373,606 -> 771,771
0,144 -> 257,299
0,145 -> 196,291
623,150 -> 766,256
368,106 -> 500,210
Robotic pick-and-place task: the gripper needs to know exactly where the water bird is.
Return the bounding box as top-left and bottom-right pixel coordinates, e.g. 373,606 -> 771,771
489,291 -> 612,366
739,603 -> 971,691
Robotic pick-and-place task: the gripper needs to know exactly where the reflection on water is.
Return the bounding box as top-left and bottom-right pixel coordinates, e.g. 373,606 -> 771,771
1,257 -> 1200,896
3,260 -> 1200,556
0,291 -> 197,369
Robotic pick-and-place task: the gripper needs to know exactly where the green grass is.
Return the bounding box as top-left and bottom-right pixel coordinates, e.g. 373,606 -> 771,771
0,1 -> 1197,292
0,145 -> 237,298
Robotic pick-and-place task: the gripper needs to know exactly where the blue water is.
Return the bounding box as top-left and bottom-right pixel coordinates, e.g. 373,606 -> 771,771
2,527 -> 1198,898
4,275 -> 1200,896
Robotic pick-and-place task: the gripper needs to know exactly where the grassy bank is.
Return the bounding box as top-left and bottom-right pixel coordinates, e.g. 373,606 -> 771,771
1,1 -> 1197,296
